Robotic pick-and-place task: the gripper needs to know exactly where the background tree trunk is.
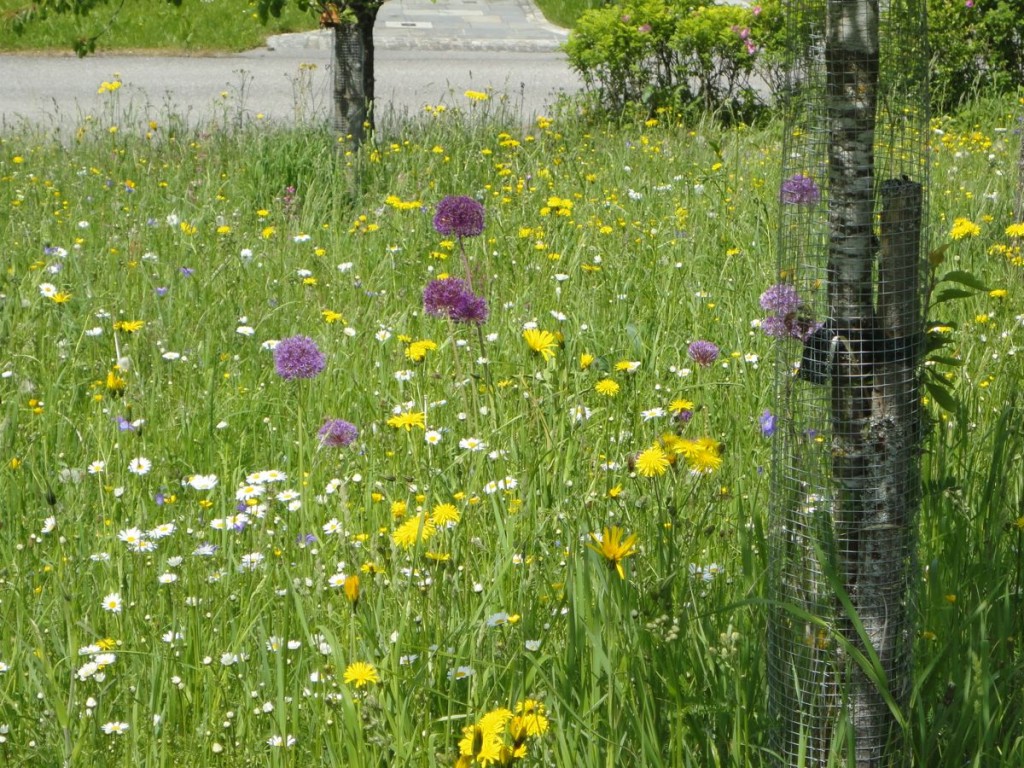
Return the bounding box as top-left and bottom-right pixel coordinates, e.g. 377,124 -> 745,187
332,7 -> 379,149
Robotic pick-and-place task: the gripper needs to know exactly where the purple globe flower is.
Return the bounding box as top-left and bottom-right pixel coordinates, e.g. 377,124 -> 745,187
433,196 -> 485,238
759,283 -> 803,316
780,173 -> 821,205
318,418 -> 359,447
274,335 -> 326,380
687,340 -> 720,367
761,315 -> 792,338
423,277 -> 489,325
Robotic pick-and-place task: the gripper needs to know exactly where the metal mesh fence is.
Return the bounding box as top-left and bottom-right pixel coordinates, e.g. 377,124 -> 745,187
767,0 -> 929,764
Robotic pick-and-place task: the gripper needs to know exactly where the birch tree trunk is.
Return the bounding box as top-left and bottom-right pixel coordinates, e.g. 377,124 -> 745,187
824,1 -> 886,765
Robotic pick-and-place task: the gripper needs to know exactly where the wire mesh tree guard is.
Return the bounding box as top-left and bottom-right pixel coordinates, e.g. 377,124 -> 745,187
766,0 -> 928,765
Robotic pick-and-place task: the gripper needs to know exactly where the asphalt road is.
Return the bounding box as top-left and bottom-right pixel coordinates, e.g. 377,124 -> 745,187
0,0 -> 583,134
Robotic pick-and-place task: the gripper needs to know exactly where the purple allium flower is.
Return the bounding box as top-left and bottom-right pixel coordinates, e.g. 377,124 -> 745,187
688,340 -> 720,367
318,418 -> 359,448
423,277 -> 490,325
780,173 -> 821,205
760,283 -> 802,315
274,335 -> 326,380
759,409 -> 776,437
433,196 -> 485,238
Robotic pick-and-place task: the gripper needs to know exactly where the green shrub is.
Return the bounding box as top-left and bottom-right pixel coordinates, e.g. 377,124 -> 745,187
928,0 -> 1024,112
564,0 -> 784,117
563,0 -> 682,112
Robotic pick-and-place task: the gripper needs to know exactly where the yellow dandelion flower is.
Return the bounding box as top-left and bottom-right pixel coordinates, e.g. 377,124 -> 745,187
343,574 -> 360,605
635,444 -> 670,478
669,398 -> 694,414
112,319 -> 144,333
343,661 -> 379,688
391,513 -> 436,549
989,288 -> 1008,299
594,378 -> 619,397
386,411 -> 426,431
1005,222 -> 1024,238
949,217 -> 980,240
580,352 -> 595,369
405,339 -> 438,362
431,503 -> 461,526
614,360 -> 641,373
464,89 -> 490,101
588,525 -> 639,579
322,309 -> 344,323
523,328 -> 558,361
390,499 -> 408,519
514,699 -> 549,736
105,369 -> 126,395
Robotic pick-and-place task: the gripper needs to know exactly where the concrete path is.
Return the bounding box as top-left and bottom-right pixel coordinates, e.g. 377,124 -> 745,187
0,0 -> 581,133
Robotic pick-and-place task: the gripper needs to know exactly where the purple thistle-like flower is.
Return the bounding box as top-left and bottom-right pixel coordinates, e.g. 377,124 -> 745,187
433,196 -> 485,238
688,340 -> 720,367
423,277 -> 489,325
318,418 -> 359,448
759,283 -> 803,315
780,173 -> 821,205
274,335 -> 326,380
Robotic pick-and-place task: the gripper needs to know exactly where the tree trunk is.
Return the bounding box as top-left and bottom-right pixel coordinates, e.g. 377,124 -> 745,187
824,0 -> 887,765
332,7 -> 379,150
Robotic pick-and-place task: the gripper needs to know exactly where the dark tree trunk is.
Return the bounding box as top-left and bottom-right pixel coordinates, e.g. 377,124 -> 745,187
332,7 -> 379,149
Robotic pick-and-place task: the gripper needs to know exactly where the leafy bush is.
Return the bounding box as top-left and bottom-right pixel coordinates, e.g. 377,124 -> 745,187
928,0 -> 1024,112
563,0 -> 682,113
564,0 -> 783,117
566,0 -> 1023,119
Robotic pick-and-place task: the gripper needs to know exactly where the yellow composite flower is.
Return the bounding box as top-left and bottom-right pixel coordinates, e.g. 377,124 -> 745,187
405,339 -> 438,362
387,411 -> 426,431
635,444 -> 670,478
343,661 -> 380,688
523,328 -> 558,361
431,502 -> 461,526
459,708 -> 513,765
588,525 -> 639,579
343,573 -> 360,605
105,369 -> 126,395
391,513 -> 437,549
1004,222 -> 1024,238
579,352 -> 595,369
669,398 -> 694,414
112,319 -> 144,333
513,699 -> 549,736
949,217 -> 980,240
594,378 -> 619,397
464,89 -> 490,101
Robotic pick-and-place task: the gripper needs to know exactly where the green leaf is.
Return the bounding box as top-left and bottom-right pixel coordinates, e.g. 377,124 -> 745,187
924,374 -> 959,413
930,287 -> 975,306
938,269 -> 989,291
926,355 -> 964,367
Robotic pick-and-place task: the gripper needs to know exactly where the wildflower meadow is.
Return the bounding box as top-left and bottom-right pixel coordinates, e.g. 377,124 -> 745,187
1,86 -> 1023,766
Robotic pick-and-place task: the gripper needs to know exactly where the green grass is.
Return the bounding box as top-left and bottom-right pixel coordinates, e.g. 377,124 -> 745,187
0,90 -> 1022,766
0,0 -> 319,53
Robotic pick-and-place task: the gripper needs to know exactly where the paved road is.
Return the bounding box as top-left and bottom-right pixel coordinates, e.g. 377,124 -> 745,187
0,0 -> 582,133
